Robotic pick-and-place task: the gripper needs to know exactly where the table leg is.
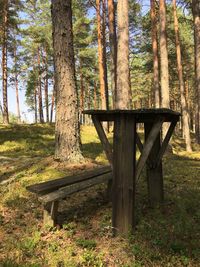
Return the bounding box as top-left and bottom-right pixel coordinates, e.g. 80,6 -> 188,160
144,123 -> 164,206
112,114 -> 136,235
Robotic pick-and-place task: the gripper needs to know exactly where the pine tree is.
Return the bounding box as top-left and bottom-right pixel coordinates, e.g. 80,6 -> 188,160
52,0 -> 83,162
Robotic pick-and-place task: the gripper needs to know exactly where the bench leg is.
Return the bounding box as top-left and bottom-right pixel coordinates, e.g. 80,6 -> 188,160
43,201 -> 59,227
145,123 -> 164,206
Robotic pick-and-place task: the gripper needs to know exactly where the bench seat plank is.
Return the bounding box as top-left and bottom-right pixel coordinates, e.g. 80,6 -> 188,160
26,165 -> 111,195
39,172 -> 112,204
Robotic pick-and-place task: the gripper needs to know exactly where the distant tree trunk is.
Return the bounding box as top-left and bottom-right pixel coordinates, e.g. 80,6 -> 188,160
192,0 -> 200,144
94,81 -> 97,109
2,0 -> 9,124
116,0 -> 131,109
14,48 -> 21,124
159,0 -> 170,109
172,0 -> 192,151
50,81 -> 55,124
0,102 -> 3,116
51,0 -> 83,162
108,0 -> 117,108
37,47 -> 44,123
43,47 -> 49,123
96,0 -> 108,111
150,0 -> 160,108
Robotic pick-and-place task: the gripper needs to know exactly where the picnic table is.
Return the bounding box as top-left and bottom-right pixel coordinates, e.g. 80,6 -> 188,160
83,108 -> 180,235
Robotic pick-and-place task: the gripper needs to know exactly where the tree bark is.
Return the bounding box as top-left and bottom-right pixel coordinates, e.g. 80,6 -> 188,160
51,0 -> 83,162
2,0 -> 9,124
37,47 -> 44,123
116,0 -> 131,109
107,0 -> 117,108
192,0 -> 200,144
150,0 -> 160,108
96,0 -> 109,111
173,0 -> 192,151
159,0 -> 170,109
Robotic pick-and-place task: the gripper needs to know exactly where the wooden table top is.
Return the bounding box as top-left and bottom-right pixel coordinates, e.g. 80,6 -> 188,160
83,108 -> 180,122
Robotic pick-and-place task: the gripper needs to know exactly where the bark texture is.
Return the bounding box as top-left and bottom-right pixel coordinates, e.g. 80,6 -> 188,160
150,0 -> 160,108
2,0 -> 9,124
96,0 -> 109,111
192,0 -> 200,144
159,0 -> 170,109
108,0 -> 117,108
51,0 -> 83,162
116,0 -> 131,109
173,0 -> 192,151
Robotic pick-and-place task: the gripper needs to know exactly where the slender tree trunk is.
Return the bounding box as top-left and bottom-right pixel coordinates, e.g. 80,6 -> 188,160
159,0 -> 170,108
192,0 -> 200,144
94,81 -> 97,109
43,47 -> 49,123
50,81 -> 55,124
116,0 -> 131,109
2,0 -> 9,124
0,102 -> 3,116
96,0 -> 108,111
37,47 -> 44,123
52,0 -> 83,162
150,0 -> 160,108
102,0 -> 109,111
107,0 -> 117,108
173,0 -> 192,151
14,45 -> 21,124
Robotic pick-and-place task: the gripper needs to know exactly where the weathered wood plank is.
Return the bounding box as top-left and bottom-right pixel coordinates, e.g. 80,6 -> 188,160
92,115 -> 113,166
136,118 -> 164,180
39,172 -> 112,204
112,114 -> 136,235
43,201 -> 59,227
145,123 -> 164,205
154,120 -> 178,167
26,165 -> 111,195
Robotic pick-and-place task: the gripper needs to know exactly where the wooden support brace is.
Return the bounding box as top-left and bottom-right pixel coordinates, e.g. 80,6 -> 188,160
136,118 -> 164,181
154,120 -> 178,168
92,115 -> 113,167
43,201 -> 59,227
136,133 -> 143,153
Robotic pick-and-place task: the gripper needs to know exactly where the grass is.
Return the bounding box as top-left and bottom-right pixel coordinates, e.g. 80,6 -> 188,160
0,123 -> 200,266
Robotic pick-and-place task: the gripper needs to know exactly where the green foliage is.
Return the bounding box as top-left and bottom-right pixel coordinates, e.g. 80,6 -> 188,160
76,238 -> 97,249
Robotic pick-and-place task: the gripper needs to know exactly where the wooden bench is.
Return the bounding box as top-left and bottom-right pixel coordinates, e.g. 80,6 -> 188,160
26,165 -> 112,227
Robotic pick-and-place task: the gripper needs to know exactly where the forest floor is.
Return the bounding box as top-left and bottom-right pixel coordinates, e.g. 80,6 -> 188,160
0,124 -> 200,267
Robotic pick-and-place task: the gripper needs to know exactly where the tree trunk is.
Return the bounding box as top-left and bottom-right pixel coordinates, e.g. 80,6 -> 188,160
14,45 -> 21,124
107,0 -> 117,108
116,0 -> 131,109
173,0 -> 192,151
37,47 -> 44,123
102,0 -> 109,111
44,47 -> 49,123
159,0 -> 170,109
192,0 -> 200,144
50,81 -> 55,124
96,0 -> 108,111
51,0 -> 83,162
150,0 -> 160,108
2,0 -> 9,124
